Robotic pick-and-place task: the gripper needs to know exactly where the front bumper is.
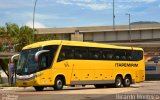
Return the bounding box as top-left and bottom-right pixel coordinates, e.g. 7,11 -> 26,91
16,73 -> 42,87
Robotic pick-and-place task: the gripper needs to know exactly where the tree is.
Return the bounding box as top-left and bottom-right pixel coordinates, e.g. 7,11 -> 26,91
0,26 -> 6,36
16,26 -> 33,51
0,23 -> 34,52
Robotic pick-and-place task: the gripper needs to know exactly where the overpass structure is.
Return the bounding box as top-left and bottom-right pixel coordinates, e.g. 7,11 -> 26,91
37,24 -> 160,55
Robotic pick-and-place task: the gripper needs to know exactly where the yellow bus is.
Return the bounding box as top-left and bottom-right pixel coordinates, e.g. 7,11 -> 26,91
15,40 -> 145,91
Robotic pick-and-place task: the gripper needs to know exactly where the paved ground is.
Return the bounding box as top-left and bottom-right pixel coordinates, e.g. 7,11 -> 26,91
0,81 -> 160,100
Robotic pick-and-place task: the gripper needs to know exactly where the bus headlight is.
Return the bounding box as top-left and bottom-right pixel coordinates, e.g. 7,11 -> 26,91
16,74 -> 36,80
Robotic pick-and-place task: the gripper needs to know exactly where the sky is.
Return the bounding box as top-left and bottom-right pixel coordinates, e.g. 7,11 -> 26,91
0,0 -> 160,28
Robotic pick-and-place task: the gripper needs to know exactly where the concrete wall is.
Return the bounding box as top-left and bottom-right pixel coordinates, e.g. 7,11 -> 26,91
71,31 -> 83,41
131,30 -> 141,40
117,31 -> 128,41
153,30 -> 160,39
38,27 -> 160,43
93,32 -> 104,41
141,30 -> 153,39
83,33 -> 93,41
82,29 -> 160,42
105,32 -> 117,41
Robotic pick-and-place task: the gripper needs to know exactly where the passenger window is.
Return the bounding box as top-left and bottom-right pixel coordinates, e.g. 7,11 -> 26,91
122,56 -> 126,60
107,54 -> 113,59
115,56 -> 120,60
58,46 -> 74,62
59,52 -> 66,61
114,50 -> 127,61
39,55 -> 48,70
39,45 -> 58,70
131,50 -> 143,61
75,47 -> 88,59
103,49 -> 114,60
126,50 -> 132,61
88,48 -> 102,60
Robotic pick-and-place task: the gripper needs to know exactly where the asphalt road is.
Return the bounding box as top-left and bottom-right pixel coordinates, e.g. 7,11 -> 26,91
0,81 -> 160,100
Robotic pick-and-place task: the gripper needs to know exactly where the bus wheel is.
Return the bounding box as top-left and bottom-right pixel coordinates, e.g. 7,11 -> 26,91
94,84 -> 104,88
115,76 -> 123,88
123,76 -> 131,87
54,77 -> 64,90
34,86 -> 44,91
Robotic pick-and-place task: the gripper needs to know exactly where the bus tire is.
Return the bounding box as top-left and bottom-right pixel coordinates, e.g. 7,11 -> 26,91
54,77 -> 64,90
123,76 -> 131,87
115,76 -> 123,88
94,84 -> 104,88
34,86 -> 44,91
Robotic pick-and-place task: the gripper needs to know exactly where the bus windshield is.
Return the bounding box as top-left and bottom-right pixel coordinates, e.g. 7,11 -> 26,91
16,48 -> 41,75
16,45 -> 58,75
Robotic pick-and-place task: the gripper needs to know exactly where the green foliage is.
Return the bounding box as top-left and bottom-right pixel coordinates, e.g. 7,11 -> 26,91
6,23 -> 19,37
0,27 -> 6,35
1,59 -> 9,70
0,22 -> 59,52
0,23 -> 34,52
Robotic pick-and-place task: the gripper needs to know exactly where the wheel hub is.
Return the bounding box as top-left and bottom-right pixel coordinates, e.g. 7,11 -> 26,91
125,79 -> 130,84
117,79 -> 121,86
57,80 -> 62,87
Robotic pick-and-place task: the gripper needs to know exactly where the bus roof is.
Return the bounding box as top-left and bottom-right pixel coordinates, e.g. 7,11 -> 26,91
22,40 -> 143,51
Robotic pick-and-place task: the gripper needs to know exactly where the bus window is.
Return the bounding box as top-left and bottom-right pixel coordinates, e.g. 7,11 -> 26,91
75,47 -> 88,59
40,45 -> 58,69
88,48 -> 102,60
114,50 -> 126,60
58,46 -> 74,62
126,50 -> 132,61
59,52 -> 66,61
131,50 -> 143,61
39,54 -> 48,70
102,49 -> 113,60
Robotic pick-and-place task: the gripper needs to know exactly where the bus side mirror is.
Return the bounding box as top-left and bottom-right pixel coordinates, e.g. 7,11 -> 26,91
35,50 -> 50,61
11,54 -> 19,63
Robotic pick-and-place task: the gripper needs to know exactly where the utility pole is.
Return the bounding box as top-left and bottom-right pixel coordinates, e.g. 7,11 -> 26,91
126,13 -> 131,43
33,0 -> 38,42
113,0 -> 115,31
